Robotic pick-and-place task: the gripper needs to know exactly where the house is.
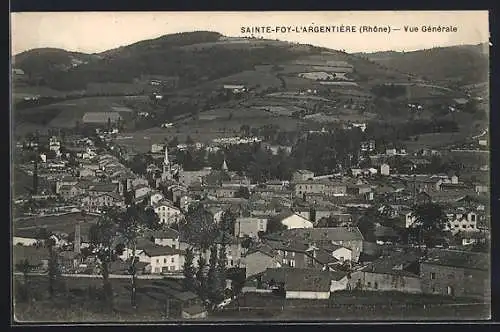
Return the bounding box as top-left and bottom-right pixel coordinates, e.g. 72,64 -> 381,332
294,179 -> 347,198
420,249 -> 490,300
292,169 -> 315,182
260,268 -> 349,299
81,192 -> 125,212
351,250 -> 422,293
380,163 -> 390,176
444,208 -> 480,235
474,184 -> 489,194
135,242 -> 185,274
181,304 -> 208,319
277,212 -> 314,229
149,228 -> 180,249
153,200 -> 183,225
134,184 -> 152,200
179,168 -> 213,186
234,217 -> 268,238
88,182 -> 119,196
223,84 -> 247,93
149,191 -> 165,206
151,143 -> 165,154
56,177 -> 79,194
243,244 -> 283,278
266,227 -> 364,262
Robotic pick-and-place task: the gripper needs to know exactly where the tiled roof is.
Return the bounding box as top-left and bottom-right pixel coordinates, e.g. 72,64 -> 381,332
270,227 -> 364,243
262,268 -> 347,291
150,227 -> 179,239
422,249 -> 489,271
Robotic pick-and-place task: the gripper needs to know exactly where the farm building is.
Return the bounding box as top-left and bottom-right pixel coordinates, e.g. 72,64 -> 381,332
82,112 -> 122,124
420,249 -> 490,300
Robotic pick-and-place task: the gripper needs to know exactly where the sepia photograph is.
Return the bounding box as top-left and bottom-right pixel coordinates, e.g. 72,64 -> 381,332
10,10 -> 491,323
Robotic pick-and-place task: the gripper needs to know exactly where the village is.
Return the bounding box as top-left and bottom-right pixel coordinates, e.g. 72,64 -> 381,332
12,103 -> 490,320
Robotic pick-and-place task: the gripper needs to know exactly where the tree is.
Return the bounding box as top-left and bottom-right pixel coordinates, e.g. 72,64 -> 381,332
180,203 -> 217,251
183,247 -> 196,291
15,259 -> 34,302
46,237 -> 62,299
265,216 -> 287,234
410,203 -> 448,246
195,254 -> 208,301
117,204 -> 160,309
207,244 -> 222,307
240,124 -> 250,137
88,206 -> 123,311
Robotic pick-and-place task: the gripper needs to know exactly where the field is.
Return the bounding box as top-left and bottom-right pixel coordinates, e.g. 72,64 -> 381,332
118,114 -> 305,153
13,212 -> 99,236
13,275 -> 187,322
212,292 -> 489,321
13,96 -> 143,136
402,132 -> 471,153
204,70 -> 282,91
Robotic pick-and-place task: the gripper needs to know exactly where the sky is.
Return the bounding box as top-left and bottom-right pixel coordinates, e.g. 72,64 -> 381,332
11,11 -> 489,55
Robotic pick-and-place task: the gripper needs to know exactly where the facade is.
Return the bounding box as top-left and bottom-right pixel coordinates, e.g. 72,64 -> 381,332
420,250 -> 490,300
153,200 -> 183,225
292,170 -> 315,182
244,248 -> 283,278
234,217 -> 268,238
380,163 -> 390,176
444,209 -> 479,235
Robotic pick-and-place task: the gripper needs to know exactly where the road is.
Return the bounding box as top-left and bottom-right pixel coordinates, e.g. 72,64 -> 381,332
472,128 -> 488,140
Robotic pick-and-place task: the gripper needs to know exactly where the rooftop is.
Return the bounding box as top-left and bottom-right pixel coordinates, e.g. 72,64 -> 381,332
268,227 -> 364,243
422,249 -> 489,271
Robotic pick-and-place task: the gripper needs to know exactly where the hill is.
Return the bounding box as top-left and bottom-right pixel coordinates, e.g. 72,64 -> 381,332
13,31 -> 316,91
358,44 -> 489,86
13,48 -> 99,80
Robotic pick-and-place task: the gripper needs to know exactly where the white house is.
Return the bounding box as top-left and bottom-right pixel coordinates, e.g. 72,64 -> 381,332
149,191 -> 165,206
330,273 -> 350,292
380,163 -> 390,176
153,200 -> 183,225
142,246 -> 184,274
331,246 -> 353,263
280,213 -> 314,229
445,210 -> 479,235
405,212 -> 416,228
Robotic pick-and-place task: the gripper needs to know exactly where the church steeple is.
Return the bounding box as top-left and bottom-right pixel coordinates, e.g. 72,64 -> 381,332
162,145 -> 172,181
222,158 -> 228,172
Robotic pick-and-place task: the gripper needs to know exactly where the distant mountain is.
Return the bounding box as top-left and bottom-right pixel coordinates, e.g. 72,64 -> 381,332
13,48 -> 99,79
358,43 -> 489,86
13,31 -> 313,91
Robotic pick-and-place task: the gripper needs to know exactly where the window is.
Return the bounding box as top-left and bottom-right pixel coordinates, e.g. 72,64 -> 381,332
374,282 -> 378,289
155,267 -> 161,273
462,225 -> 466,229
170,266 -> 175,271
164,258 -> 167,264
367,282 -> 371,288
156,259 -> 160,264
430,272 -> 436,280
172,244 -> 176,249
471,214 -> 476,222
290,260 -> 295,267
230,260 -> 234,266
292,252 -> 295,257
283,259 -> 288,265
171,257 -> 175,263
340,257 -> 344,262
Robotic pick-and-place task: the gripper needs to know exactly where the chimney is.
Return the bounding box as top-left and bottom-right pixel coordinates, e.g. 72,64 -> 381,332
74,223 -> 81,254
